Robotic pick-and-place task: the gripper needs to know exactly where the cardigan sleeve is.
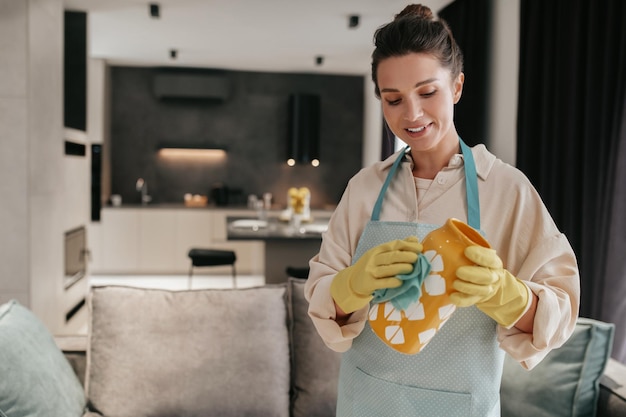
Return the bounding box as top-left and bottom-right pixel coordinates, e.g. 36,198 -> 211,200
478,156 -> 580,369
304,196 -> 368,351
304,165 -> 385,352
496,232 -> 580,369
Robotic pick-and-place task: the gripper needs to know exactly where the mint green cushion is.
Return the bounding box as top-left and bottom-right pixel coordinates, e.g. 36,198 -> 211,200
501,317 -> 614,417
0,300 -> 86,417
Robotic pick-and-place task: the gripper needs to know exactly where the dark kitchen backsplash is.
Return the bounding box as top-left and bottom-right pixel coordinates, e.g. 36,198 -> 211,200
109,66 -> 365,209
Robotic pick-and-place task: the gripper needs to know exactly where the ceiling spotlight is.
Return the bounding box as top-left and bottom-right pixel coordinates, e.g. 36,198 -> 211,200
315,55 -> 324,66
348,14 -> 360,28
149,3 -> 160,18
169,49 -> 177,59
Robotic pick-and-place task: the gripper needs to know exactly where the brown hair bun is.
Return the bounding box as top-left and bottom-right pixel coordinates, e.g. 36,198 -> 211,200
395,4 -> 434,21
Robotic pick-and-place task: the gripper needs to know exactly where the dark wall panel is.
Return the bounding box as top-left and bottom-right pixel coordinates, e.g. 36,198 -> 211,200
109,66 -> 364,208
91,144 -> 102,221
64,11 -> 87,131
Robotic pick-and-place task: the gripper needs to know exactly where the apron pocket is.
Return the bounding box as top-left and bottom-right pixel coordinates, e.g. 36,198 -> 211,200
352,367 -> 472,417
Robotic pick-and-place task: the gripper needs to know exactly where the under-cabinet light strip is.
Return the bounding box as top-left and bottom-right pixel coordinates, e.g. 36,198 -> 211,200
158,148 -> 227,158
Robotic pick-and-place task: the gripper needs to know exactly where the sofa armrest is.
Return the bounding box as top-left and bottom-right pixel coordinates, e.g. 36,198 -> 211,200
598,358 -> 626,417
55,335 -> 88,387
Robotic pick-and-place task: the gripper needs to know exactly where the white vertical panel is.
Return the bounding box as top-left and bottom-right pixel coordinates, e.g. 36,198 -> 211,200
361,74 -> 383,168
487,0 -> 520,166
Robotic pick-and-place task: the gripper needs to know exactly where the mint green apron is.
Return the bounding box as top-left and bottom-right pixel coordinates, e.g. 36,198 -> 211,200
336,140 -> 504,417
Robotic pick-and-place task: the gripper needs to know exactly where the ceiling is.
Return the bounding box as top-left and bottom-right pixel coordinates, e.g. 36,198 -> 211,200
63,0 -> 453,75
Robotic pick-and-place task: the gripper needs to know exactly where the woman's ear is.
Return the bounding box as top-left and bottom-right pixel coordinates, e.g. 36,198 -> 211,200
453,72 -> 464,104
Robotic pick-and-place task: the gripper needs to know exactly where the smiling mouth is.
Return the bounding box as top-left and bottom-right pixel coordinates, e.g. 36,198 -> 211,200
406,124 -> 429,133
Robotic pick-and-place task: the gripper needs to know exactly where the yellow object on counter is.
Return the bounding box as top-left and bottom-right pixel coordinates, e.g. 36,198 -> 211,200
288,187 -> 310,214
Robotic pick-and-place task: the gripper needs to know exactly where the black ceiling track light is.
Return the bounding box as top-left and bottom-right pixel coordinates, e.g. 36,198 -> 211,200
149,3 -> 160,18
169,49 -> 177,59
348,14 -> 360,28
315,55 -> 324,66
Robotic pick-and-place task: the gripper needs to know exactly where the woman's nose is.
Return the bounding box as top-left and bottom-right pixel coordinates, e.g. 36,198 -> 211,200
403,97 -> 424,121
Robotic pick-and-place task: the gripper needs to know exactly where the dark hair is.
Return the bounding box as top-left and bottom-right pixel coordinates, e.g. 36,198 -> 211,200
371,4 -> 464,97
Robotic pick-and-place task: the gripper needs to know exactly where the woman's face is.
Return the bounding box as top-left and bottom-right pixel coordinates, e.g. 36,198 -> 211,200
377,53 -> 463,154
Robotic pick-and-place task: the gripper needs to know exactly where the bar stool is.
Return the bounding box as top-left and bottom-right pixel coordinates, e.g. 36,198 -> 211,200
285,266 -> 310,279
187,248 -> 237,289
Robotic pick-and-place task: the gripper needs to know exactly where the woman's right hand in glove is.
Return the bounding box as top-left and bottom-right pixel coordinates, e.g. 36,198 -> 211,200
331,237 -> 422,314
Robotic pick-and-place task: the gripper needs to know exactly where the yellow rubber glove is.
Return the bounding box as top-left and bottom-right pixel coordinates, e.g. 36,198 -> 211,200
451,246 -> 530,328
331,237 -> 422,314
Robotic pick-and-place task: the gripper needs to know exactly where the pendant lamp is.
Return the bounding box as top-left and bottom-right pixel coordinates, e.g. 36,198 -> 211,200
287,94 -> 320,166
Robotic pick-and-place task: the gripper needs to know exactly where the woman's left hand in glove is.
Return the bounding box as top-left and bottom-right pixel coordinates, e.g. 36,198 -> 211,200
450,246 -> 531,328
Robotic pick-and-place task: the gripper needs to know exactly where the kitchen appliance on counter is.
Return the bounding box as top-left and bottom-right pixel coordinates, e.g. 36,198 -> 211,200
211,183 -> 229,206
210,183 -> 243,206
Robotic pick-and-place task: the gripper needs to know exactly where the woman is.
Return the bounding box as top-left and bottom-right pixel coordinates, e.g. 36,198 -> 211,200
304,4 -> 580,417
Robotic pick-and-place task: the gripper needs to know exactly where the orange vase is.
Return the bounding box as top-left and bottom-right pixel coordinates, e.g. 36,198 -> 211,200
368,218 -> 491,354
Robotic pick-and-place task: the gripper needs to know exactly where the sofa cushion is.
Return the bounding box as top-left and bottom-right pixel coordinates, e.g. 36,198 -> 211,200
0,300 -> 86,417
598,358 -> 626,416
501,317 -> 615,417
288,278 -> 341,417
86,285 -> 290,417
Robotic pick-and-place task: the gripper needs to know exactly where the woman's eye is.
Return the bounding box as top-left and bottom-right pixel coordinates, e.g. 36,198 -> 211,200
421,90 -> 437,97
386,98 -> 401,106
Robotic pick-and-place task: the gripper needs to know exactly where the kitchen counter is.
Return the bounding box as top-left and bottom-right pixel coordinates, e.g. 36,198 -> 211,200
91,206 -> 334,281
226,216 -> 329,241
105,204 -> 336,215
105,203 -> 252,210
226,216 -> 329,283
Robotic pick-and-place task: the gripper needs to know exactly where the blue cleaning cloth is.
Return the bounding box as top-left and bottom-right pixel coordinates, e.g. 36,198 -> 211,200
372,253 -> 432,311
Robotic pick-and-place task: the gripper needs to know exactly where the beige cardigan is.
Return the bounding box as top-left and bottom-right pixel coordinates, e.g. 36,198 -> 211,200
305,145 -> 580,370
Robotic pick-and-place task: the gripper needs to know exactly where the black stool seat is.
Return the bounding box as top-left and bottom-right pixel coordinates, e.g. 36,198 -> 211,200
188,249 -> 236,267
187,248 -> 237,288
286,266 -> 310,279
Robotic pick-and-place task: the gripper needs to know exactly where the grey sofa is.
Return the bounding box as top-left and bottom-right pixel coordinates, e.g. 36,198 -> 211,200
1,278 -> 625,417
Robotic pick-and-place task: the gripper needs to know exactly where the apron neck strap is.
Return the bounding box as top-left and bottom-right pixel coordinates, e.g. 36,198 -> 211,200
370,139 -> 481,230
460,139 -> 480,230
371,146 -> 408,221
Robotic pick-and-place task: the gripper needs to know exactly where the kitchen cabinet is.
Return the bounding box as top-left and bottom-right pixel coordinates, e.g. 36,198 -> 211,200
138,209 -> 178,272
90,207 -> 264,275
99,209 -> 140,272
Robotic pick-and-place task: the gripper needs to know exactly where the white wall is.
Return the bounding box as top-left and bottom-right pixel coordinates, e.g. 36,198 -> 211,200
362,76 -> 383,168
0,0 -> 90,334
0,0 -> 30,307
